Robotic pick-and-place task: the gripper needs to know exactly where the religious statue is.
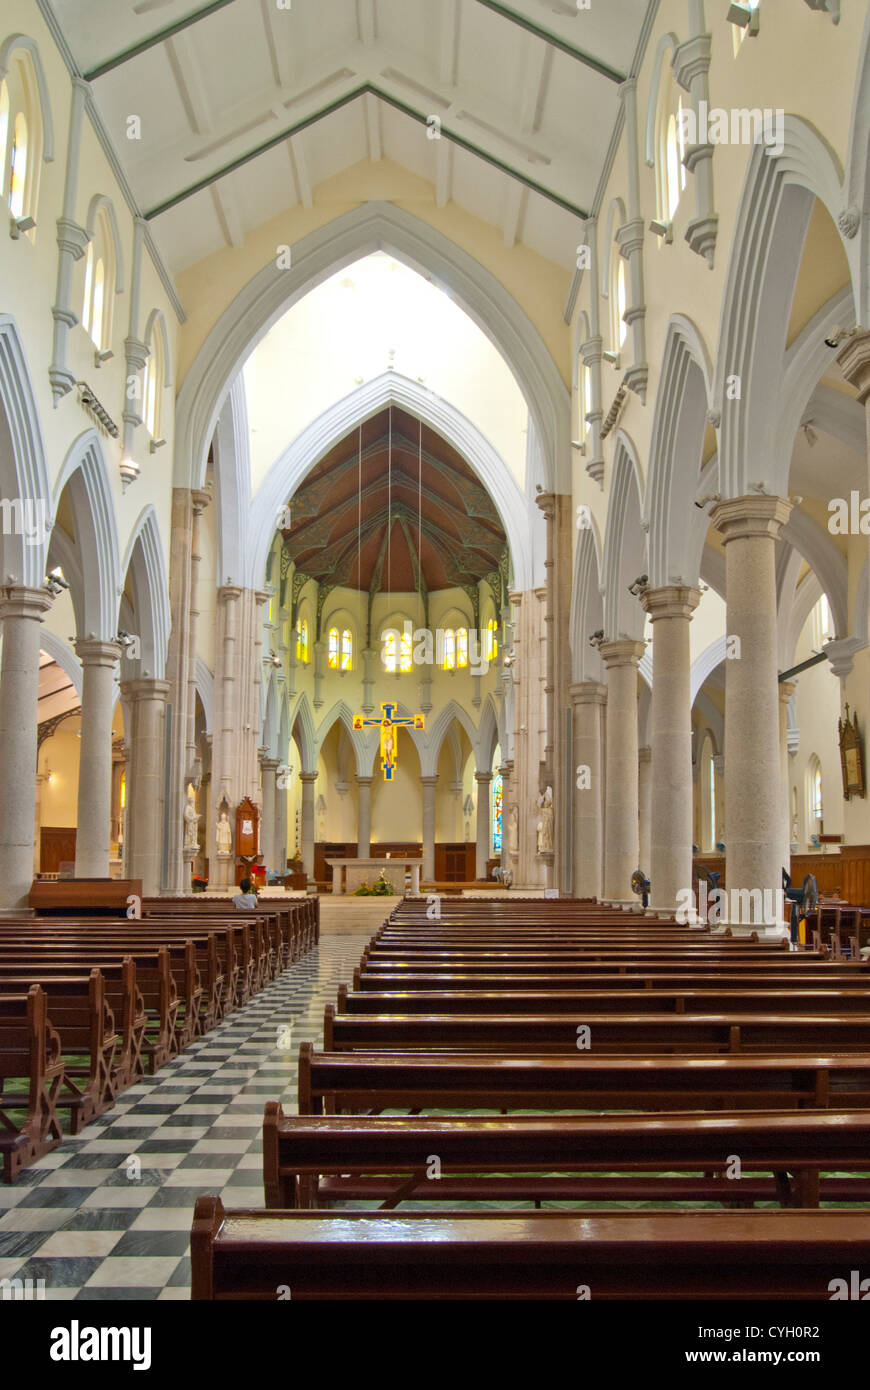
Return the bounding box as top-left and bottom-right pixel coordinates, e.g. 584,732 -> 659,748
183,789 -> 199,849
536,786 -> 554,855
216,810 -> 233,857
509,805 -> 519,856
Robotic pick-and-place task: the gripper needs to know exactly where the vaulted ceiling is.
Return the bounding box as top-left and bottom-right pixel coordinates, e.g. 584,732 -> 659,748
283,406 -> 507,593
48,0 -> 656,273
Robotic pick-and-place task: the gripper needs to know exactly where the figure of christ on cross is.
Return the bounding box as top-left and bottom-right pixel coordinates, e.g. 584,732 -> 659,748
353,702 -> 425,781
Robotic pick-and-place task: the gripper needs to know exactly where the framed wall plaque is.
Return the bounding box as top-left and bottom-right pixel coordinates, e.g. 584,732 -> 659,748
839,704 -> 865,800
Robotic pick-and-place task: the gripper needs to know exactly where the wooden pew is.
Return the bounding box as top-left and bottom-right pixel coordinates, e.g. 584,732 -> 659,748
0,986 -> 64,1181
0,971 -> 116,1132
0,959 -> 141,1097
337,984 -> 870,1017
353,966 -> 870,992
262,1103 -> 870,1209
297,1044 -> 870,1115
0,940 -> 177,1073
325,1005 -> 870,1054
190,1196 -> 870,1299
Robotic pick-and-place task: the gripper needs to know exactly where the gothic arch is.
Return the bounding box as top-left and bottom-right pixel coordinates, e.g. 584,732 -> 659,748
247,372 -> 536,592
315,698 -> 366,775
0,33 -> 55,162
85,195 -> 125,295
714,115 -> 858,497
569,521 -> 604,683
120,505 -> 170,679
0,314 -> 50,587
645,315 -> 713,588
38,629 -> 81,698
50,430 -> 120,641
175,201 -> 570,502
602,430 -> 646,641
288,691 -> 316,775
423,698 -> 479,778
195,657 -> 214,734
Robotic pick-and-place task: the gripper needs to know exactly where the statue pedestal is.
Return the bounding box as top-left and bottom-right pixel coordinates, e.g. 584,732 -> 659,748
213,853 -> 234,890
182,844 -> 199,891
537,849 -> 555,889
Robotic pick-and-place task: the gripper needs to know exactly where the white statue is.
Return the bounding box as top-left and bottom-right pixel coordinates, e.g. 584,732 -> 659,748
536,786 -> 554,855
216,810 -> 233,857
509,805 -> 519,856
183,790 -> 199,849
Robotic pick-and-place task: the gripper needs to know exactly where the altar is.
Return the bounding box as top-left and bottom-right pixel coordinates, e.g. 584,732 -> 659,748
326,857 -> 421,896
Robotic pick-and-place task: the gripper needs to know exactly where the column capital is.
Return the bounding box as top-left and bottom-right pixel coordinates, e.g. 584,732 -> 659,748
570,680 -> 607,706
535,491 -> 555,521
778,680 -> 796,704
420,775 -> 439,788
218,584 -> 243,603
638,746 -> 652,765
710,495 -> 792,544
75,638 -> 122,668
836,330 -> 870,401
0,586 -> 53,623
823,635 -> 862,681
508,591 -> 523,608
640,584 -> 700,622
474,770 -> 493,785
260,756 -> 279,772
119,678 -> 170,704
191,488 -> 212,516
599,638 -> 646,670
254,589 -> 271,607
355,775 -> 373,788
299,771 -> 318,785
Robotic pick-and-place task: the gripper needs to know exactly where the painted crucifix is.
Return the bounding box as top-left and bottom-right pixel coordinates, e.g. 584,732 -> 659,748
353,701 -> 425,781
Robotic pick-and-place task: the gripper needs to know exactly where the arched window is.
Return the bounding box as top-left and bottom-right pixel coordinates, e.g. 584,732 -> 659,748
811,594 -> 833,651
1,48 -> 45,238
491,772 -> 503,854
442,628 -> 456,670
81,204 -> 117,353
383,630 -> 398,673
341,629 -> 353,671
485,618 -> 499,662
296,616 -> 309,664
399,630 -> 413,673
456,628 -> 468,668
807,755 -> 823,838
9,111 -> 27,220
327,627 -> 340,669
664,101 -> 687,222
609,247 -> 628,353
143,317 -> 167,440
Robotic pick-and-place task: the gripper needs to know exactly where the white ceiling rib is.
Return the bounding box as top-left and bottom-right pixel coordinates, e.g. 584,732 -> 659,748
49,0 -> 655,273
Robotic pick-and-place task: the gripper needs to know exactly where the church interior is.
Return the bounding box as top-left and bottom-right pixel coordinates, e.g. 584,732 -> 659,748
2,0 -> 870,1321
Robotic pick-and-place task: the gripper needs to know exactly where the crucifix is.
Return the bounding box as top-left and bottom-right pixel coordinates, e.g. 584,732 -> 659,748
353,701 -> 425,781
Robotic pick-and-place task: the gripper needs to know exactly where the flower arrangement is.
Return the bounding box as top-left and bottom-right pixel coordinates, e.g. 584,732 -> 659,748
353,872 -> 395,896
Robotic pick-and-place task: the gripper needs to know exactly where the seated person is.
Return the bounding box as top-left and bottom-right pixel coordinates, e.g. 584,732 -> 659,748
232,877 -> 258,910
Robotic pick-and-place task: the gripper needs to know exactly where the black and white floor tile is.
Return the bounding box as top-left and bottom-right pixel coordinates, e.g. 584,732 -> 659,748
0,933 -> 369,1301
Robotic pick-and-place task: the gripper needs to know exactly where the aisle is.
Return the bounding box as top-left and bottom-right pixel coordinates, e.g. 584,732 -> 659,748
0,933 -> 369,1301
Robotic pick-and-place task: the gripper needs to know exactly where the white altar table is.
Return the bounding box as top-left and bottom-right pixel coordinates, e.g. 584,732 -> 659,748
327,857 -> 421,895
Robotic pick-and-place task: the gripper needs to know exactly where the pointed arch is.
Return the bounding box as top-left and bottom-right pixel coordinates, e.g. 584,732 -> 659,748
38,629 -> 82,698
570,520 -> 604,682
247,371 -> 535,592
315,698 -> 366,775
120,505 -> 170,678
51,430 -> 120,640
175,201 -> 570,504
423,698 -> 480,778
288,691 -> 316,775
714,116 -> 858,497
646,315 -> 714,588
195,657 -> 213,734
0,34 -> 54,162
476,694 -> 500,773
261,673 -> 279,757
0,313 -> 50,587
602,430 -> 646,641
85,194 -> 125,294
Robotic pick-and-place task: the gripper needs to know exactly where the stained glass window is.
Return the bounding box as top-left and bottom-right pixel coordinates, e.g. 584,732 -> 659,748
327,627 -> 339,669
341,629 -> 353,670
442,628 -> 456,670
296,617 -> 309,663
383,631 -> 397,672
492,773 -> 503,853
486,619 -> 499,662
457,628 -> 468,667
400,630 -> 413,672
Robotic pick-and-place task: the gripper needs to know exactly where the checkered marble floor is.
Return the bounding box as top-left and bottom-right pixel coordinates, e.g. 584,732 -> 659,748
0,933 -> 369,1301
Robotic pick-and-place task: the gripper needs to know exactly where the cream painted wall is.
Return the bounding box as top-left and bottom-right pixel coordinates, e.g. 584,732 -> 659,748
243,253 -> 529,493
37,725 -> 80,825
792,604 -> 845,848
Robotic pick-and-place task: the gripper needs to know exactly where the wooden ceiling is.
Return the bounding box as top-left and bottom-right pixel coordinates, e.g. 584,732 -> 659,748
283,407 -> 507,594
